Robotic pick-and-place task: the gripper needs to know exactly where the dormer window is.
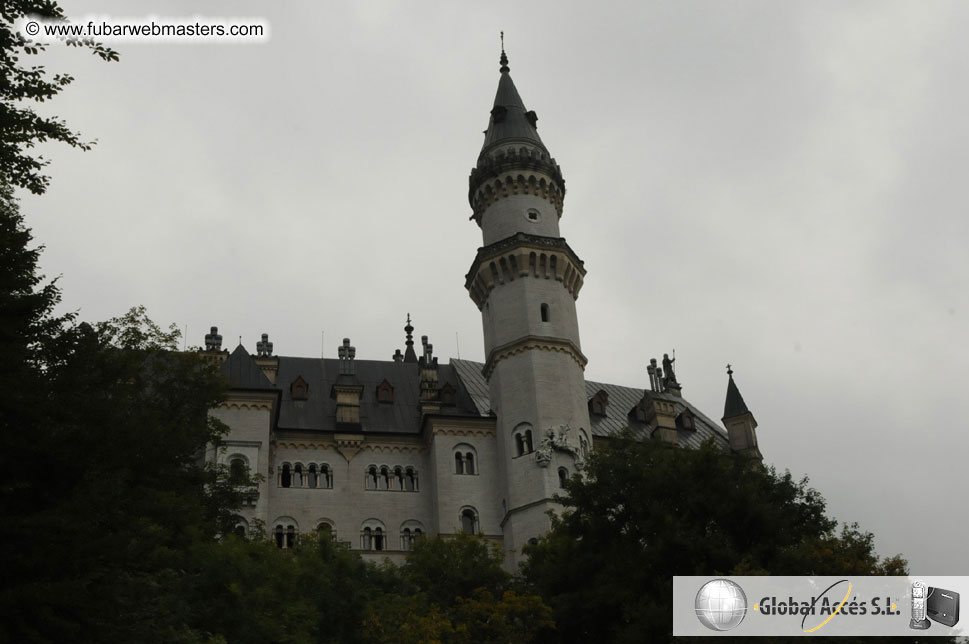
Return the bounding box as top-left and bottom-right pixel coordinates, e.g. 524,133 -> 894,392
491,105 -> 507,123
440,382 -> 456,406
589,390 -> 609,416
376,379 -> 394,404
525,110 -> 538,128
290,375 -> 309,401
676,408 -> 697,431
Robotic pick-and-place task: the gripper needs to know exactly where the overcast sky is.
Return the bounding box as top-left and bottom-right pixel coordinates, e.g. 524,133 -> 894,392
21,1 -> 968,574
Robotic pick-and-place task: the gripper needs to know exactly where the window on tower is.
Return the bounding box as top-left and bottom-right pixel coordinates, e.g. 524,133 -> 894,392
460,508 -> 478,535
541,303 -> 549,322
513,424 -> 535,457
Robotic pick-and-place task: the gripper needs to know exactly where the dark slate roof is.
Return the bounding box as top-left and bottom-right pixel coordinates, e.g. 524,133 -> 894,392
723,373 -> 750,419
480,67 -> 547,157
265,358 -> 481,434
449,359 -> 729,450
450,358 -> 493,417
221,344 -> 274,390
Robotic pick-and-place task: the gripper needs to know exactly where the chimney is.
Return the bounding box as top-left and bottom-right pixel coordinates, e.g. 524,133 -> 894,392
199,325 -> 229,365
418,335 -> 440,415
332,338 -> 363,426
253,332 -> 278,384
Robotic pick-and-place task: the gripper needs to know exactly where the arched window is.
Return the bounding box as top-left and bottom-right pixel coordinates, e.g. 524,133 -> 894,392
280,462 -> 292,488
320,463 -> 332,489
454,445 -> 477,475
361,521 -> 386,551
273,519 -> 298,549
405,467 -> 417,491
460,508 -> 477,535
379,466 -> 390,490
374,527 -> 384,551
366,466 -> 378,490
579,434 -> 589,459
540,303 -> 549,322
558,467 -> 569,488
232,517 -> 248,538
395,466 -> 404,490
307,463 -> 318,488
316,522 -> 334,539
401,528 -> 412,551
514,424 -> 534,457
228,456 -> 247,485
399,521 -> 425,551
293,463 -> 303,488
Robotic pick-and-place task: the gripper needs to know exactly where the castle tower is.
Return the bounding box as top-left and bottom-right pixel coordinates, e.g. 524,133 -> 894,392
466,44 -> 591,564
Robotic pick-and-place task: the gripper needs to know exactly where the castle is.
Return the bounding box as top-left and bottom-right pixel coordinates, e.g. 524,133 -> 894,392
201,48 -> 762,567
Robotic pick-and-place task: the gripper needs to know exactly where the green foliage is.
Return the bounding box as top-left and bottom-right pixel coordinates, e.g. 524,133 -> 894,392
521,432 -> 909,644
0,295 -> 235,641
2,0 -> 119,194
400,532 -> 510,607
362,534 -> 554,644
0,183 -> 64,361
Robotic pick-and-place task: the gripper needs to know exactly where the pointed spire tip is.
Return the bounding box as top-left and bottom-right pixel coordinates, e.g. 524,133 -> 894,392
499,31 -> 509,73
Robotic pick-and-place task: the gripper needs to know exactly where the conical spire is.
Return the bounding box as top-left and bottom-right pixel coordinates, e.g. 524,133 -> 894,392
479,36 -> 546,156
403,313 -> 418,363
723,364 -> 750,419
468,37 -> 566,223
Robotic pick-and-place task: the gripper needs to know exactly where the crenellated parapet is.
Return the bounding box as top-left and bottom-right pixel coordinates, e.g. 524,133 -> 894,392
469,147 -> 565,224
465,232 -> 586,309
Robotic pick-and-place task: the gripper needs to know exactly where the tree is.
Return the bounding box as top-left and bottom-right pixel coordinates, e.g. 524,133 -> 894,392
363,534 -> 554,644
0,305 -> 237,643
521,432 -> 917,644
1,0 -> 119,194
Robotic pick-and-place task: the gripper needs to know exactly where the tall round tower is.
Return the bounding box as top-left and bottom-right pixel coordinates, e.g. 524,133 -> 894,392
466,45 -> 591,564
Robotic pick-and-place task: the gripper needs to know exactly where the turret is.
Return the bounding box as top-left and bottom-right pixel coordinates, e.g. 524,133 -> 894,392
722,365 -> 762,460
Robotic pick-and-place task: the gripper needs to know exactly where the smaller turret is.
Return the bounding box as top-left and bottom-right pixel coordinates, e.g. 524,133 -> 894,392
722,365 -> 762,460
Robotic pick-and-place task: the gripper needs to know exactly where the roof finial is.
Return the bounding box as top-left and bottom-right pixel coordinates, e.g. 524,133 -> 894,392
499,31 -> 509,73
726,363 -> 733,376
403,313 -> 418,363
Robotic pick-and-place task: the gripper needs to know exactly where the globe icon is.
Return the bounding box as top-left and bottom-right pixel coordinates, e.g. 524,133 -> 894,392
695,579 -> 748,631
